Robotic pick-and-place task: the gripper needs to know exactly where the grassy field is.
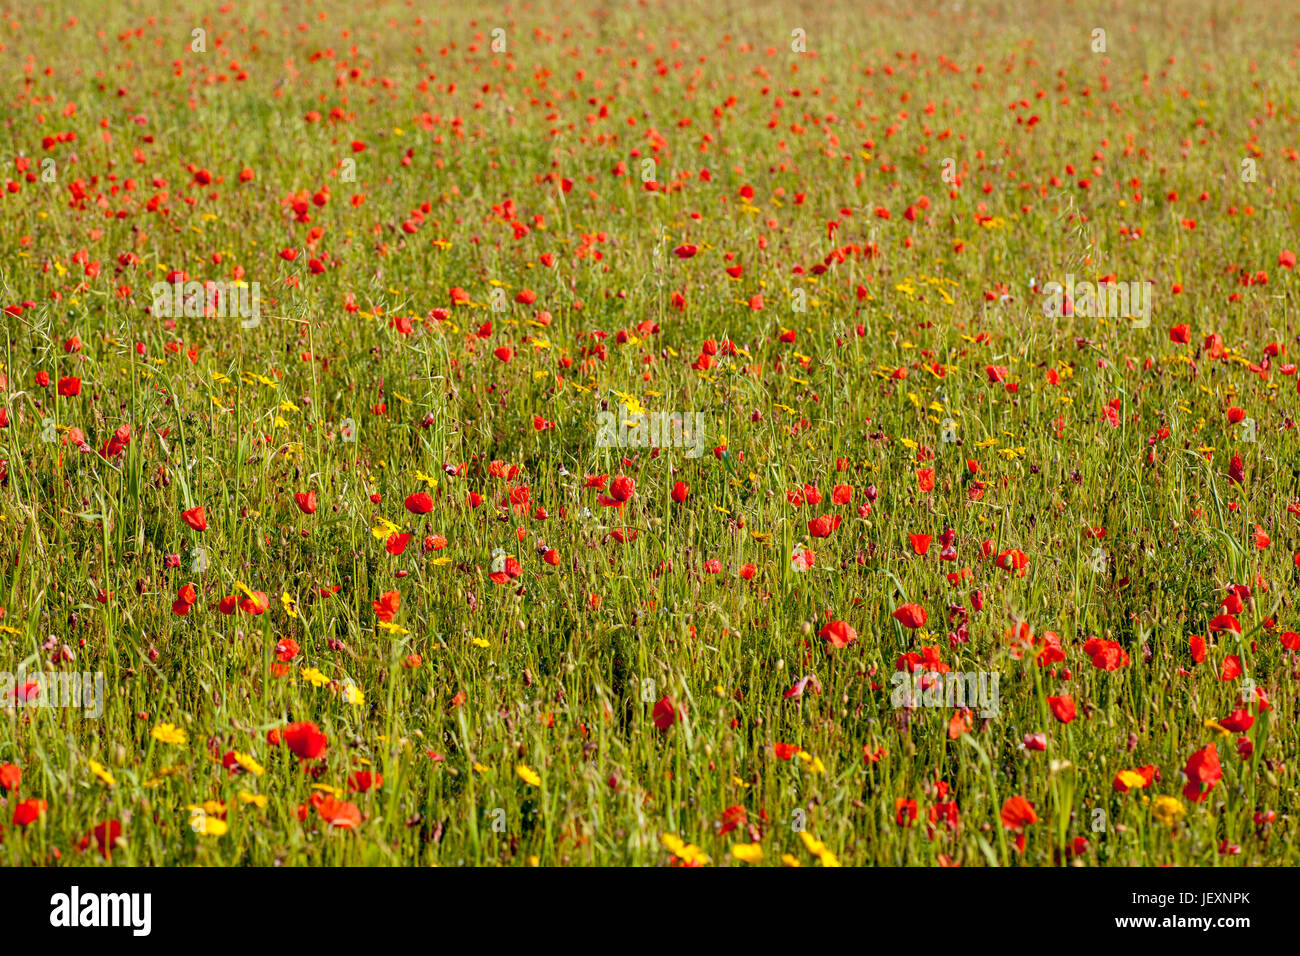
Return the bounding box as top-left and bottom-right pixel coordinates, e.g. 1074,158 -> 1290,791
0,0 -> 1297,866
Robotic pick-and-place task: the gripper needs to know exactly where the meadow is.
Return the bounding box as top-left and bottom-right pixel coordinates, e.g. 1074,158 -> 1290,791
0,0 -> 1297,866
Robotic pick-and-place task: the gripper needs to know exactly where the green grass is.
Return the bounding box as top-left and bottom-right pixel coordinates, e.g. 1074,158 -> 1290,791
0,0 -> 1296,866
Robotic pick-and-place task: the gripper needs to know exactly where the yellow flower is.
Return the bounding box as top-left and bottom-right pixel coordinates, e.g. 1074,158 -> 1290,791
1116,770 -> 1146,791
796,751 -> 826,775
233,752 -> 265,776
300,666 -> 330,687
191,814 -> 228,837
1153,796 -> 1186,826
88,759 -> 116,787
340,682 -> 365,706
780,854 -> 802,867
660,833 -> 710,866
472,637 -> 491,648
238,790 -> 268,808
516,764 -> 542,787
281,592 -> 298,619
799,831 -> 840,866
732,843 -> 764,864
152,723 -> 188,746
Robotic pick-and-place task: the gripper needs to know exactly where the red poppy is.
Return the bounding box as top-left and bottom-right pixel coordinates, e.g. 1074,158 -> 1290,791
1000,796 -> 1038,833
57,376 -> 82,397
181,506 -> 208,531
819,620 -> 858,649
294,491 -> 318,514
373,590 -> 401,622
895,798 -> 918,827
0,763 -> 20,791
598,474 -> 636,507
718,805 -> 747,835
995,549 -> 1029,575
909,533 -> 932,555
1083,637 -> 1129,670
13,798 -> 48,826
405,492 -> 434,514
652,696 -> 677,731
1182,743 -> 1222,802
315,794 -> 361,829
808,514 -> 842,538
284,721 -> 329,760
1219,709 -> 1254,733
670,480 -> 689,504
1220,655 -> 1242,681
348,770 -> 383,793
1047,695 -> 1076,724
892,603 -> 927,629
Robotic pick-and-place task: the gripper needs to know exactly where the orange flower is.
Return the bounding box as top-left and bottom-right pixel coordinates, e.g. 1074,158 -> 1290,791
373,590 -> 401,622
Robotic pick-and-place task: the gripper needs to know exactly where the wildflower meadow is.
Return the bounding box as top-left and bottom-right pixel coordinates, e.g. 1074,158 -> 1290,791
0,0 -> 1297,896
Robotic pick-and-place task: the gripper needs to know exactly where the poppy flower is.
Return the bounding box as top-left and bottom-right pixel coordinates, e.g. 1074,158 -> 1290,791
1220,655 -> 1242,681
1182,743 -> 1222,802
1113,766 -> 1157,793
373,590 -> 401,622
718,804 -> 747,835
819,620 -> 858,649
315,794 -> 361,829
1219,709 -> 1254,733
405,492 -> 434,514
294,491 -> 318,514
1083,637 -> 1129,670
1047,695 -> 1076,723
995,548 -> 1029,575
652,697 -> 677,731
773,742 -> 800,760
181,506 -> 208,531
57,376 -> 82,397
671,480 -> 689,503
1000,796 -> 1038,853
238,591 -> 270,615
892,603 -> 927,629
348,770 -> 383,793
916,468 -> 936,493
598,474 -> 636,507
808,514 -> 841,538
13,798 -> 48,826
284,721 -> 329,760
909,533 -> 932,555
0,763 -> 19,790
895,798 -> 918,826
386,532 -> 412,555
